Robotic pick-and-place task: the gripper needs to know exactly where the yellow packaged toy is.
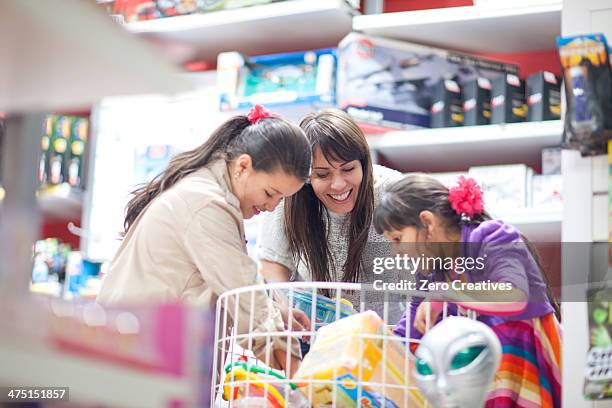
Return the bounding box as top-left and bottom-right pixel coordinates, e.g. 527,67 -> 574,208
293,311 -> 425,407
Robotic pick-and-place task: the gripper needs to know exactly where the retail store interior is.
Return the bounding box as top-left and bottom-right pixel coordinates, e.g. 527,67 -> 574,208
0,0 -> 611,407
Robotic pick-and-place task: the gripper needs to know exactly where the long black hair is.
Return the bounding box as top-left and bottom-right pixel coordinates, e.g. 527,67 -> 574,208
374,173 -> 561,320
124,115 -> 311,232
284,109 -> 374,288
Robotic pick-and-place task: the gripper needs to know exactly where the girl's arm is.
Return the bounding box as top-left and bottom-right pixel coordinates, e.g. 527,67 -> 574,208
184,202 -> 300,364
442,287 -> 527,315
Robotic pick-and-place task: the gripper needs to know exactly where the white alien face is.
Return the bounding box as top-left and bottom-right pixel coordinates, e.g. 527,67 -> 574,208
413,317 -> 502,408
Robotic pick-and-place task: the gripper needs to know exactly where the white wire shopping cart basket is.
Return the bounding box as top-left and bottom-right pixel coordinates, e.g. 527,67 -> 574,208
211,281 -> 478,407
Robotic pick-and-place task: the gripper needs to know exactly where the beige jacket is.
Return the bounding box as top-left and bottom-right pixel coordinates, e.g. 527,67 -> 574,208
97,159 -> 294,359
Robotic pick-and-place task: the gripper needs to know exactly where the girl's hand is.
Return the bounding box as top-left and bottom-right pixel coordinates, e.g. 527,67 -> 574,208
414,301 -> 442,334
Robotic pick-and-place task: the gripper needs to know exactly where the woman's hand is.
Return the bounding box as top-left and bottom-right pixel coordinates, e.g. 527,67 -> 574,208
277,300 -> 312,340
414,301 -> 442,335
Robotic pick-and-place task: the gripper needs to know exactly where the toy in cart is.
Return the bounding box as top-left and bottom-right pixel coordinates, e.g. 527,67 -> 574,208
293,311 -> 426,408
223,358 -> 309,407
280,289 -> 355,330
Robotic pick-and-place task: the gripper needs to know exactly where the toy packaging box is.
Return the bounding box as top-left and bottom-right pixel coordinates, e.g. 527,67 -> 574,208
463,77 -> 492,126
491,73 -> 527,124
527,71 -> 561,122
294,311 -> 425,408
218,48 -> 337,113
468,164 -> 533,211
584,287 -> 612,399
531,174 -> 562,210
337,33 -> 518,130
542,147 -> 562,175
431,78 -> 463,128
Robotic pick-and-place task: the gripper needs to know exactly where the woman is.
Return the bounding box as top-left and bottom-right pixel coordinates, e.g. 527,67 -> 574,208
97,106 -> 310,370
257,109 -> 404,326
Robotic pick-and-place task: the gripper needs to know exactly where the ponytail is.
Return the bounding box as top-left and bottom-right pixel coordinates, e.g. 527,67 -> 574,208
124,114 -> 310,232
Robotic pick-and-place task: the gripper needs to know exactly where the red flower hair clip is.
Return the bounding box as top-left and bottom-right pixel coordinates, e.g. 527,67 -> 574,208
247,104 -> 271,124
448,176 -> 484,219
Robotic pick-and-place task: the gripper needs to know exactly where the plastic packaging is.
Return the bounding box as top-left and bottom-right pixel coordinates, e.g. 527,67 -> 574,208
557,33 -> 612,156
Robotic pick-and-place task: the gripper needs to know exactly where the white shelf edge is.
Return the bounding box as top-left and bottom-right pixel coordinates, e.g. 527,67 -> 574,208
126,0 -> 355,33
353,3 -> 562,31
496,208 -> 562,225
368,121 -> 563,149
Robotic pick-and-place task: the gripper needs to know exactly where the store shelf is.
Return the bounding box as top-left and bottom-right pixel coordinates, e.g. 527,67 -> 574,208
353,2 -> 561,53
126,0 -> 357,62
0,339 -> 192,408
496,207 -> 562,241
37,184 -> 83,220
367,120 -> 563,172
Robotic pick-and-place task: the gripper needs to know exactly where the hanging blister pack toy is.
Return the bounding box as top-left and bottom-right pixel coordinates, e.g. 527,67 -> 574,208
557,33 -> 612,156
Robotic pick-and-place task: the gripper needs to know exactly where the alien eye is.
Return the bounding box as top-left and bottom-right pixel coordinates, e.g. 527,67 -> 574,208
416,358 -> 433,376
450,345 -> 485,370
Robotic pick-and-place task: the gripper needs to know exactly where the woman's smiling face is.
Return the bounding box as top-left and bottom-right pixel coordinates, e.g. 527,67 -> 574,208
309,146 -> 363,214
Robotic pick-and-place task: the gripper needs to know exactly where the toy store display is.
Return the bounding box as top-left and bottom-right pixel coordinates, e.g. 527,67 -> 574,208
557,33 -> 612,156
40,114 -> 89,189
490,73 -> 527,124
293,311 -> 426,407
337,33 -> 518,130
414,316 -> 502,408
30,238 -> 102,300
527,71 -> 561,122
584,287 -> 612,399
217,48 -> 336,113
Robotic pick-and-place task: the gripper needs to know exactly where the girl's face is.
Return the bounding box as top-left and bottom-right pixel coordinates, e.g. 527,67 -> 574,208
310,146 -> 363,214
383,212 -> 456,259
231,155 -> 304,219
384,226 -> 433,258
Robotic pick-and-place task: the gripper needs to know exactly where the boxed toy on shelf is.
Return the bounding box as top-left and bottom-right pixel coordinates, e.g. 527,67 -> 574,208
468,164 -> 533,210
491,73 -> 527,124
40,114 -> 89,189
531,174 -> 563,211
431,78 -> 463,128
217,48 -> 336,114
463,77 -> 492,126
337,33 -> 518,130
526,71 -> 561,122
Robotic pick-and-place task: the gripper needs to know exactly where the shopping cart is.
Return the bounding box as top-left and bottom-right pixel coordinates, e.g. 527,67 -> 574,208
211,281 -> 478,407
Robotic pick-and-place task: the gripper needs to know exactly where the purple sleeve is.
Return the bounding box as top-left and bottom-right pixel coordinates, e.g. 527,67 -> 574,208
392,296 -> 423,340
477,222 -> 531,298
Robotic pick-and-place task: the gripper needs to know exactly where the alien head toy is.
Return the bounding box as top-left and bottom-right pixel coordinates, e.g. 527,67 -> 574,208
414,316 -> 501,408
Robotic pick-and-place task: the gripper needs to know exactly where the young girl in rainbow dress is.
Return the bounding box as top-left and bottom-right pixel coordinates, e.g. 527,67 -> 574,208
374,174 -> 561,408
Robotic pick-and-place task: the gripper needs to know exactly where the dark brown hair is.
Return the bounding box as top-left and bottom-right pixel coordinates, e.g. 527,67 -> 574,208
374,173 -> 560,319
284,109 -> 374,287
124,115 -> 311,232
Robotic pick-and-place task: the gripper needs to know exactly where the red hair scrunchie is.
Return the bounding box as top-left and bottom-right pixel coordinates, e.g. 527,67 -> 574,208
448,176 -> 485,219
247,104 -> 271,124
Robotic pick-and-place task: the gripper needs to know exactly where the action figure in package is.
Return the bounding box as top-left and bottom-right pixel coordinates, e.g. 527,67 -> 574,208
557,33 -> 612,156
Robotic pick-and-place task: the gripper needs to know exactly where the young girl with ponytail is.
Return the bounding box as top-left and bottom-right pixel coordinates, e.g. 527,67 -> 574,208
97,105 -> 311,371
374,174 -> 561,408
